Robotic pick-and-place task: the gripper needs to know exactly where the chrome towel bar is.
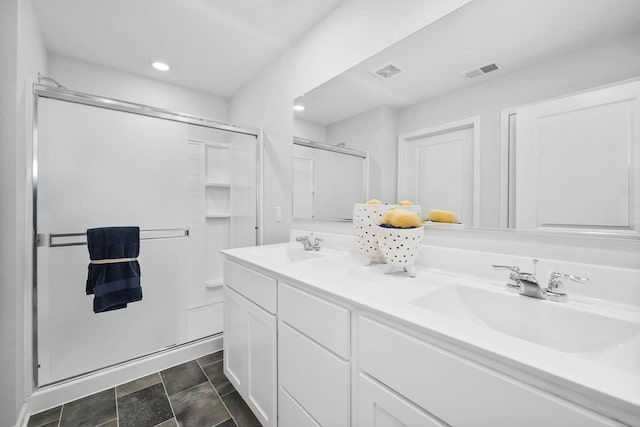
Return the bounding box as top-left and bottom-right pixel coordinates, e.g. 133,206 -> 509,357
37,228 -> 190,248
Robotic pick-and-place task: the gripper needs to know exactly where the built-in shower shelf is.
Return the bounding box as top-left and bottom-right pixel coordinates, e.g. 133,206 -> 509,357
205,213 -> 231,219
206,278 -> 223,288
205,182 -> 231,188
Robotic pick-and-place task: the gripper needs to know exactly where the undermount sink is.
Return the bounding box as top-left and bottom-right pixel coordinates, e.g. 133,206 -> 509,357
411,284 -> 640,373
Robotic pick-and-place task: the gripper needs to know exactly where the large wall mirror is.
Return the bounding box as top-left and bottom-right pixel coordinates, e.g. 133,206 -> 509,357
292,0 -> 640,237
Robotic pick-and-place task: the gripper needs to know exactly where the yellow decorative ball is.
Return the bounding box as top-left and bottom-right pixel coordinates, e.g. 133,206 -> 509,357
381,208 -> 398,224
399,200 -> 413,206
365,199 -> 382,205
426,209 -> 458,223
380,208 -> 421,228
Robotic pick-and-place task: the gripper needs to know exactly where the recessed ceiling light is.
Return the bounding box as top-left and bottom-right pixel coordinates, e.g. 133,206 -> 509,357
152,61 -> 170,71
293,103 -> 305,112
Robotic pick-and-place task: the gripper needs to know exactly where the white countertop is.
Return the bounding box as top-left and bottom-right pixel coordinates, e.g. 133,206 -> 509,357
222,242 -> 640,422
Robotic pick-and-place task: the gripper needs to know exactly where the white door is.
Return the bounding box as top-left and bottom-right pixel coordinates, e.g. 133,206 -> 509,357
400,127 -> 475,224
515,80 -> 640,234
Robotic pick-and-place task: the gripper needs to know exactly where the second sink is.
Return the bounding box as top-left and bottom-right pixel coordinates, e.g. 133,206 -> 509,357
410,284 -> 640,373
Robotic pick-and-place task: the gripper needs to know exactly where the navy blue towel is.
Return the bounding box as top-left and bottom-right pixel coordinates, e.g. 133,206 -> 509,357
86,226 -> 142,313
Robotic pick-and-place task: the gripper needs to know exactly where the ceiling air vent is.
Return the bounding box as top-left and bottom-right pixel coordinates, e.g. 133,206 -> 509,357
371,62 -> 402,80
463,63 -> 499,79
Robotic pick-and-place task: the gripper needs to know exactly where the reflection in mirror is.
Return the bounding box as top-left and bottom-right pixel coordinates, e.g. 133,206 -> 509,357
293,138 -> 368,221
293,0 -> 640,235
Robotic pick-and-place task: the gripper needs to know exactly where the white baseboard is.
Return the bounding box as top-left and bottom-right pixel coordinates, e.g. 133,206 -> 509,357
23,335 -> 222,421
14,402 -> 28,427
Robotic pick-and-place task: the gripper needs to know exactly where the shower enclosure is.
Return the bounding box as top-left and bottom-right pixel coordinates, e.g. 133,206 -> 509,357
32,84 -> 261,386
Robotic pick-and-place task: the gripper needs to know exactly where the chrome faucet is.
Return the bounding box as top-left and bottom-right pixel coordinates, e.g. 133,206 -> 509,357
493,259 -> 543,299
493,261 -> 588,302
296,234 -> 322,251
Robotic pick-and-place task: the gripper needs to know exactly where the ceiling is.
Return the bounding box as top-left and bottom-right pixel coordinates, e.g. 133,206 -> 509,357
32,0 -> 344,98
295,0 -> 640,125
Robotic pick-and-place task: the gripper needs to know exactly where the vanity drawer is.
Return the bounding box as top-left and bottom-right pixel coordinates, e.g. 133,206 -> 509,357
279,321 -> 350,427
278,282 -> 350,359
358,316 -> 619,427
223,259 -> 276,313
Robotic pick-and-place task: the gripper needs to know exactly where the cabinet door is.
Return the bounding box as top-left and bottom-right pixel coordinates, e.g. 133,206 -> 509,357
223,286 -> 246,391
246,299 -> 277,427
223,285 -> 277,427
358,374 -> 447,427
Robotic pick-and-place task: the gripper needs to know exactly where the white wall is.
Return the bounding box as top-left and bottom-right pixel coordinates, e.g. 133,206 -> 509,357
48,55 -> 229,122
397,31 -> 640,227
0,2 -> 20,426
230,0 -> 473,244
293,118 -> 326,142
0,0 -> 48,425
326,105 -> 398,204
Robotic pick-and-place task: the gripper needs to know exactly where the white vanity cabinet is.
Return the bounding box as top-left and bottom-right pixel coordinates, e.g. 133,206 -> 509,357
222,251 -> 629,427
223,259 -> 277,427
277,282 -> 351,427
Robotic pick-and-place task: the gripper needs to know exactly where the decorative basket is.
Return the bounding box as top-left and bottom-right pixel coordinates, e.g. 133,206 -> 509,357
377,225 -> 424,277
353,204 -> 393,265
353,204 -> 421,265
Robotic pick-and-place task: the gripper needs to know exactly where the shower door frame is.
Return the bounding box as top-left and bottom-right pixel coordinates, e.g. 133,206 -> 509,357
31,83 -> 263,388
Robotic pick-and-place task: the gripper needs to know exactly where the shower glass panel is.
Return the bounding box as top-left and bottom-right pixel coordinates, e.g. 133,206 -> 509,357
35,97 -> 258,386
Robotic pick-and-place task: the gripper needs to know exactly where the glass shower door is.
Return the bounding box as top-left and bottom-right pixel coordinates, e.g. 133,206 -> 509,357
34,96 -> 258,385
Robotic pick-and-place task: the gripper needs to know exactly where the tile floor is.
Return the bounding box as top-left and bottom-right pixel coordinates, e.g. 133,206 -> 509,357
28,350 -> 261,427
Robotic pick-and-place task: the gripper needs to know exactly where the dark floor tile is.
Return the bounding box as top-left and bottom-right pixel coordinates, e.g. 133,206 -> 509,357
161,360 -> 208,396
117,372 -> 161,398
40,422 -> 59,427
59,388 -> 116,427
197,350 -> 224,367
170,382 -> 231,427
96,420 -> 117,427
154,418 -> 178,427
214,419 -> 237,427
203,360 -> 235,396
28,406 -> 61,427
222,392 -> 261,427
117,383 -> 174,427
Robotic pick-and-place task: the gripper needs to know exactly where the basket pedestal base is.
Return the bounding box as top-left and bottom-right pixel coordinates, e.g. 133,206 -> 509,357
383,263 -> 417,278
364,257 -> 386,266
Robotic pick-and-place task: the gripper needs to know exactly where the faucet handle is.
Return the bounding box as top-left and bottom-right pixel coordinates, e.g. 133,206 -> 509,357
544,271 -> 589,302
311,236 -> 323,251
492,265 -> 520,273
492,265 -> 522,292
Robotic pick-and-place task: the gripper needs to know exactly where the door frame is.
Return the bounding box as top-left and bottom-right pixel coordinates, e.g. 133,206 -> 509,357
397,116 -> 481,226
499,108 -> 517,228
